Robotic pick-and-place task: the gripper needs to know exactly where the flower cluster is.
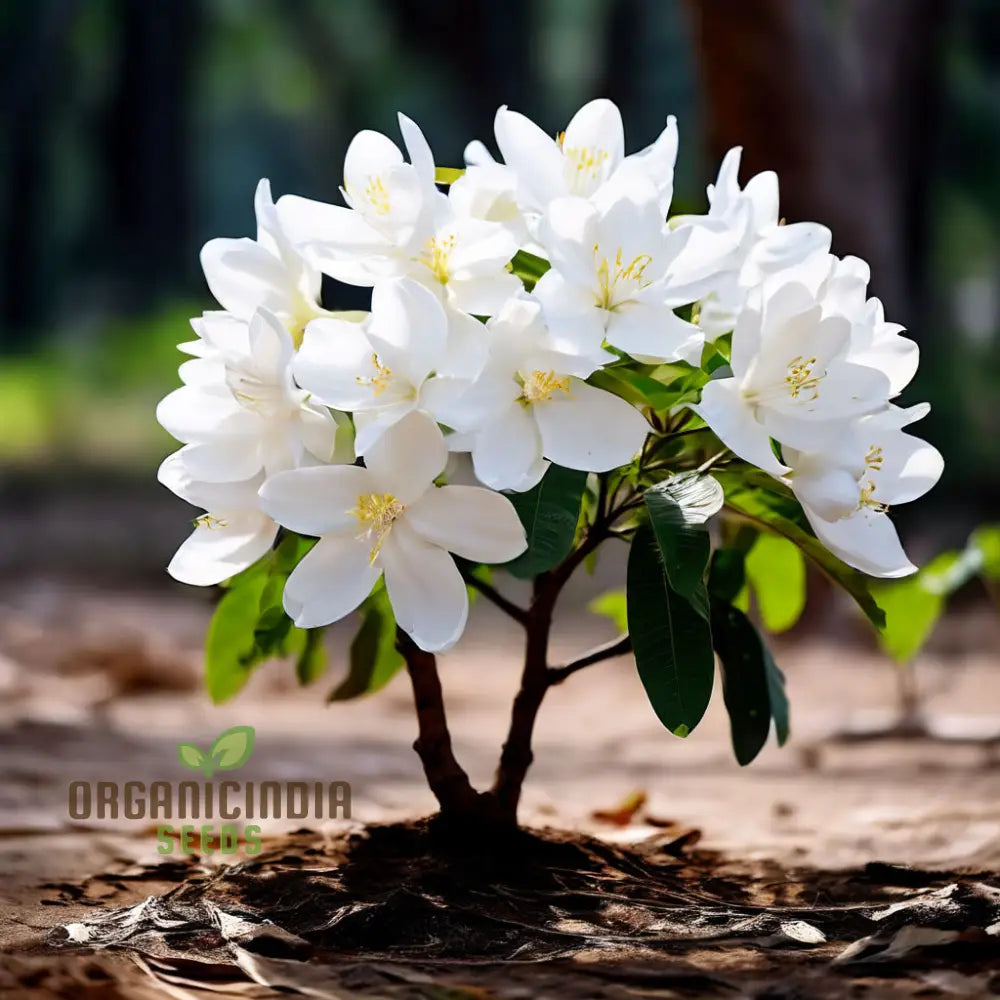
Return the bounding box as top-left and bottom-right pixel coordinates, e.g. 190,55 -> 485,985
158,99 -> 942,652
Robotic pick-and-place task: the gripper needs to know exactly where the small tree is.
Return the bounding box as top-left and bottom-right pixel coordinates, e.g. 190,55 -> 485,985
157,100 -> 942,831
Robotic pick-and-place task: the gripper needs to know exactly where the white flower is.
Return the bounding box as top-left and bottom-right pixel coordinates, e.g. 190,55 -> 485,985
490,98 -> 678,218
783,405 -> 943,578
531,176 -> 717,365
275,114 -> 520,340
157,307 -> 347,482
672,147 -> 831,336
293,278 -> 474,454
158,452 -> 277,586
693,282 -> 891,476
259,410 -> 527,652
440,296 -> 650,491
783,252 -> 919,396
200,179 -> 327,347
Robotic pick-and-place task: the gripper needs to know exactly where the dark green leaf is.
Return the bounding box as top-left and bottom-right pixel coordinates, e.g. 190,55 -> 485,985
643,473 -> 723,614
715,469 -> 885,630
330,588 -> 405,701
205,573 -> 270,704
295,628 -> 328,685
711,599 -> 789,763
627,524 -> 715,736
745,533 -> 807,633
708,548 -> 747,604
503,464 -> 587,578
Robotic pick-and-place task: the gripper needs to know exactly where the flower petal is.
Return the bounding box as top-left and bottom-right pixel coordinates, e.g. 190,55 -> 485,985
693,377 -> 789,477
494,106 -> 566,209
168,513 -> 276,587
200,237 -> 291,319
406,484 -> 527,563
368,278 -> 447,387
470,401 -> 546,490
397,112 -> 436,188
534,378 -> 649,473
364,409 -> 448,502
259,464 -> 374,536
293,318 -> 378,411
284,534 -> 382,629
804,507 -> 916,579
381,521 -> 468,652
561,98 -> 624,194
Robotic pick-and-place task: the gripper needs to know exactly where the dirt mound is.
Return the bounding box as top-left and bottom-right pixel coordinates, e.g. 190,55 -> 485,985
31,821 -> 1000,998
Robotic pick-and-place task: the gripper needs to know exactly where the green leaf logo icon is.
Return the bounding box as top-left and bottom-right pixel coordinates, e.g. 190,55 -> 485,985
176,725 -> 255,778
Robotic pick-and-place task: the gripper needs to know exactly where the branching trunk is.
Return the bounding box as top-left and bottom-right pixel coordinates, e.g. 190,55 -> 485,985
397,629 -> 481,821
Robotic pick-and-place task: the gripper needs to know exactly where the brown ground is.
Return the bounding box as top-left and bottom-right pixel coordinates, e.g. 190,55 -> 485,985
1,567 -> 1000,998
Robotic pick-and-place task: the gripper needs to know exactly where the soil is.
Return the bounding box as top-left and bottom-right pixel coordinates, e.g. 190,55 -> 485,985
1,569 -> 1000,998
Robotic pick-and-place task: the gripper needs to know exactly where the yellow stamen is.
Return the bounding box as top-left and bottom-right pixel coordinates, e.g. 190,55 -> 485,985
785,356 -> 822,401
416,234 -> 456,285
594,246 -> 654,310
864,445 -> 884,470
363,175 -> 391,215
356,353 -> 392,396
194,514 -> 228,530
351,492 -> 405,564
519,369 -> 571,405
859,480 -> 890,514
564,145 -> 609,181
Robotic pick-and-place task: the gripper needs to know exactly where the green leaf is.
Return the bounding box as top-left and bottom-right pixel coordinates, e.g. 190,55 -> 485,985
177,743 -> 207,772
708,548 -> 747,604
509,249 -> 551,289
330,588 -> 405,701
643,473 -> 723,614
205,573 -> 271,704
503,465 -> 587,579
711,599 -> 789,764
588,589 -> 628,633
871,549 -> 967,663
745,533 -> 807,633
295,628 -> 328,685
971,525 -> 1000,580
209,725 -> 256,771
715,469 -> 885,631
871,576 -> 944,664
627,524 -> 715,736
434,165 -> 465,185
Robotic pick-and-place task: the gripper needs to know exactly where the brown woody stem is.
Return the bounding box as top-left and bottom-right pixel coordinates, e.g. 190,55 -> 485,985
397,628 -> 481,819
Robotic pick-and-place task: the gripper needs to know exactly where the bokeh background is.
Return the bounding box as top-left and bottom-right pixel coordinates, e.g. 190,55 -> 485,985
1,0 -> 999,585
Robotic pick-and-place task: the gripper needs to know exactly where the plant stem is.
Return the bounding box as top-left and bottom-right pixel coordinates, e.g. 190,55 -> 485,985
397,628 -> 480,819
491,573 -> 559,818
461,569 -> 529,626
547,634 -> 632,685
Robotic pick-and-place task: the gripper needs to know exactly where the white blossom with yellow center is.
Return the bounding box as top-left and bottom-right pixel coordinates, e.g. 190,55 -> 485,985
259,410 -> 527,652
157,307 -> 347,485
434,296 -> 650,492
293,278 -> 474,456
531,174 -> 719,366
693,280 -> 892,478
274,114 -> 519,378
781,405 -> 943,578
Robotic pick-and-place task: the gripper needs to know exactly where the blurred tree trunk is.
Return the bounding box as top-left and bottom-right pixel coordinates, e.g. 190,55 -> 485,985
684,0 -> 948,326
101,0 -> 200,307
0,0 -> 76,345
